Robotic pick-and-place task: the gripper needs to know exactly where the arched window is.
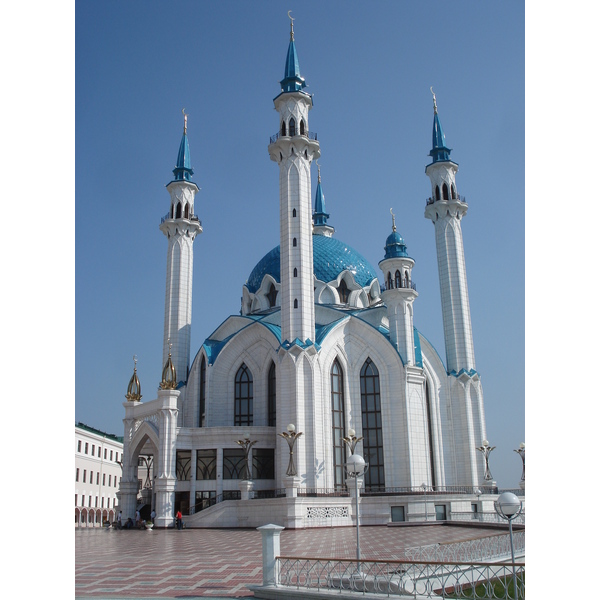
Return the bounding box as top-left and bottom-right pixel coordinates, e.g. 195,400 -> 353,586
268,362 -> 276,427
361,358 -> 385,491
442,183 -> 449,200
289,117 -> 296,137
170,204 -> 174,218
331,359 -> 346,489
338,279 -> 349,303
176,202 -> 182,219
425,380 -> 436,488
292,208 -> 296,217
404,270 -> 409,288
387,272 -> 393,290
199,356 -> 206,427
281,121 -> 286,136
267,283 -> 277,308
184,203 -> 189,219
300,119 -> 306,135
435,186 -> 440,201
451,184 -> 457,199
395,270 -> 402,289
294,298 -> 298,309
293,268 -> 298,277
293,238 -> 297,247
234,363 -> 253,426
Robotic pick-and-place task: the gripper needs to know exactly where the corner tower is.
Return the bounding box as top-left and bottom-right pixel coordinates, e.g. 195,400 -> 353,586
268,16 -> 320,345
159,112 -> 202,384
424,91 -> 475,375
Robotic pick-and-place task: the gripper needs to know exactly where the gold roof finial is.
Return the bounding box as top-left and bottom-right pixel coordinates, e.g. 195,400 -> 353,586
390,208 -> 397,232
430,87 -> 438,114
125,354 -> 142,402
316,160 -> 321,183
288,10 -> 295,41
160,340 -> 177,390
182,108 -> 188,134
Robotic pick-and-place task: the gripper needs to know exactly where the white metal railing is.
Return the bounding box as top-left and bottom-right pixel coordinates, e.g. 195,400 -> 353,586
277,556 -> 524,599
451,510 -> 525,526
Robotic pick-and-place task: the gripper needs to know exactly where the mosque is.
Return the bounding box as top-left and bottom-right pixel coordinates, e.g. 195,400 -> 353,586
118,18 -> 492,529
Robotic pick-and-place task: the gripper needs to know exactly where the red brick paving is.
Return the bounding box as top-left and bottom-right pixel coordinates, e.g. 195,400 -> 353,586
74,525 -> 498,598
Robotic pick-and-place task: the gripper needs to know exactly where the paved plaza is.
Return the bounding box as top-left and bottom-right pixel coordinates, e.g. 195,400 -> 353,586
75,524 -> 501,598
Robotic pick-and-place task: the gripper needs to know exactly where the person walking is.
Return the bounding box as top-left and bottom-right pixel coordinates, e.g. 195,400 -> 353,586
176,510 -> 182,530
150,509 -> 156,524
117,511 -> 122,530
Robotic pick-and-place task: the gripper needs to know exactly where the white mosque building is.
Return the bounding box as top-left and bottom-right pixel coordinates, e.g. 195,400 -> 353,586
119,19 -> 496,529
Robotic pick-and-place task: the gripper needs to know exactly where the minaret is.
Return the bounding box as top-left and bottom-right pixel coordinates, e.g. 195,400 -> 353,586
379,210 -> 418,365
424,90 -> 476,374
159,111 -> 202,384
268,15 -> 320,345
312,163 -> 334,238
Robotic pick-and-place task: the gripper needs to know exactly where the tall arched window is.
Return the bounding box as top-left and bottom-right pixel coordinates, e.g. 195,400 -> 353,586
184,203 -> 189,219
331,359 -> 346,489
338,279 -> 349,303
281,121 -> 287,136
387,272 -> 393,290
234,363 -> 253,426
442,183 -> 449,200
289,117 -> 296,137
294,298 -> 298,309
425,380 -> 436,488
292,208 -> 296,217
293,268 -> 298,277
199,356 -> 206,427
300,119 -> 306,135
267,283 -> 277,308
435,185 -> 441,201
404,270 -> 409,288
293,238 -> 297,247
176,202 -> 182,219
395,270 -> 402,289
360,358 -> 385,491
268,362 -> 276,427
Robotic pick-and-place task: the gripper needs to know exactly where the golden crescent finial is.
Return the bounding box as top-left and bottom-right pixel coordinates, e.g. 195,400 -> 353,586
390,208 -> 396,231
288,10 -> 295,40
182,108 -> 188,134
133,354 -> 138,369
430,87 -> 438,114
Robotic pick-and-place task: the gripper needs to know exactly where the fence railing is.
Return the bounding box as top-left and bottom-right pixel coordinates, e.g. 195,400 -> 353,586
269,130 -> 318,144
277,556 -> 524,599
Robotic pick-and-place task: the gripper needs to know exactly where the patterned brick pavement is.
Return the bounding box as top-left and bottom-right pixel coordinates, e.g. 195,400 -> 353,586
75,524 -> 499,598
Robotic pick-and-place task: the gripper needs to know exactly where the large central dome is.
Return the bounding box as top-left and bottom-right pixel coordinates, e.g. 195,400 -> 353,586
246,234 -> 378,294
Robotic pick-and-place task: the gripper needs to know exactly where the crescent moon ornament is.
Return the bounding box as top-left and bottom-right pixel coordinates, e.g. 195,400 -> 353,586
390,208 -> 396,231
430,87 -> 438,113
287,10 -> 294,22
288,10 -> 295,40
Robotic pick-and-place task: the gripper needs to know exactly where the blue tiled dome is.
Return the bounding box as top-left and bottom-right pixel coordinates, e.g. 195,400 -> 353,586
246,235 -> 378,294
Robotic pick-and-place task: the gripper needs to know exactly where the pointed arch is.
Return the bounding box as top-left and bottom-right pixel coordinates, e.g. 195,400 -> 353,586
300,118 -> 306,135
176,202 -> 182,219
281,120 -> 287,136
199,355 -> 206,427
184,203 -> 190,219
234,363 -> 253,426
267,283 -> 278,308
395,270 -> 402,289
425,379 -> 437,488
338,279 -> 349,303
289,117 -> 296,137
331,358 -> 347,489
443,183 -> 449,200
435,185 -> 441,201
361,357 -> 385,490
267,361 -> 276,427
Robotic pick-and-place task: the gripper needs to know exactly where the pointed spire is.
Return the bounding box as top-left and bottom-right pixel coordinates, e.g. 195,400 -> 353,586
313,162 -> 329,226
429,88 -> 452,163
125,355 -> 142,402
173,109 -> 194,181
280,12 -> 306,93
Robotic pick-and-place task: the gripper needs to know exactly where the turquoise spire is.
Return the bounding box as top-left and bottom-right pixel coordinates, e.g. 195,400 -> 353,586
280,12 -> 306,93
383,209 -> 410,259
428,88 -> 452,163
313,163 -> 329,227
173,110 -> 194,181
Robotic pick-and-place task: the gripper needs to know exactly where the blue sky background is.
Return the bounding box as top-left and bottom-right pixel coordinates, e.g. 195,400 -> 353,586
74,0 -> 524,488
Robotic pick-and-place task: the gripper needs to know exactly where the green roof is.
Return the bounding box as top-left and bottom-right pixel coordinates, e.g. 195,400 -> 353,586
76,422 -> 123,444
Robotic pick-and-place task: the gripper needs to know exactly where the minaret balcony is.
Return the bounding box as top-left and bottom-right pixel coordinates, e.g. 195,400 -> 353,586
381,280 -> 417,292
161,212 -> 202,226
426,194 -> 467,206
270,130 -> 318,144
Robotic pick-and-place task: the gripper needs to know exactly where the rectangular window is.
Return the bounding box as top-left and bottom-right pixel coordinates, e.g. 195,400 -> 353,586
110,450 -> 113,461
78,440 -> 81,452
104,449 -> 107,459
92,444 -> 95,455
103,473 -> 106,486
196,449 -> 217,480
96,472 -> 99,485
108,475 -> 111,487
83,470 -> 86,483
95,496 -> 98,507
76,468 -> 79,482
90,471 -> 93,483
435,504 -> 447,521
89,496 -> 92,507
115,452 -> 119,462
194,490 -> 216,513
223,448 -> 246,479
391,506 -> 405,522
85,443 -> 89,454
252,448 -> 275,479
176,450 -> 192,481
471,503 -> 479,520
75,494 -> 78,506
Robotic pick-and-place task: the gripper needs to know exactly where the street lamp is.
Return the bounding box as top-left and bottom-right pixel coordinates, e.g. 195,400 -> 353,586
235,432 -> 257,480
342,428 -> 363,455
421,483 -> 429,522
278,424 -> 302,476
346,453 -> 369,575
495,491 -> 523,599
514,442 -> 525,489
476,439 -> 496,486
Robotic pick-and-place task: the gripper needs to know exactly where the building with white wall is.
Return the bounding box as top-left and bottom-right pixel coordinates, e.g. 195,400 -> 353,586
117,19 -> 503,529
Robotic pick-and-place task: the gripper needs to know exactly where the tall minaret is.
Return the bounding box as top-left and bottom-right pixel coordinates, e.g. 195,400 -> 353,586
379,210 -> 418,365
268,15 -> 320,345
159,111 -> 202,384
424,90 -> 476,374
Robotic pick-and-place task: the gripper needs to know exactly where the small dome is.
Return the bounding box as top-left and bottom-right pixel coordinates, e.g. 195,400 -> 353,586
383,230 -> 409,259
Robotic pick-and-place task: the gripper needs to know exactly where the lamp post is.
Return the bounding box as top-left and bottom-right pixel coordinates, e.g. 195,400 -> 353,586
342,428 -> 363,456
235,432 -> 256,480
346,453 -> 369,575
476,439 -> 496,487
278,424 -> 302,476
421,483 -> 428,522
514,442 -> 525,489
495,491 -> 522,599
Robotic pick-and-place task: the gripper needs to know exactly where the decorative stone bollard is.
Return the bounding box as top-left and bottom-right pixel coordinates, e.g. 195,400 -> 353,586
257,524 -> 285,586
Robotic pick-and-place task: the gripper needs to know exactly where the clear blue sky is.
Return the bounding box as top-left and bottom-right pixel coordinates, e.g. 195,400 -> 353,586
73,0 -> 525,488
